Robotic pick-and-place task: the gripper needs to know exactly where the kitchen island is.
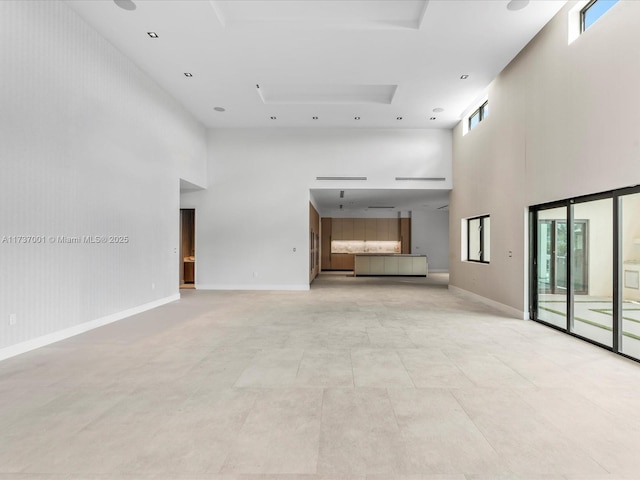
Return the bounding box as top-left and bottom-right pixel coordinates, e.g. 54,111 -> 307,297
354,254 -> 428,277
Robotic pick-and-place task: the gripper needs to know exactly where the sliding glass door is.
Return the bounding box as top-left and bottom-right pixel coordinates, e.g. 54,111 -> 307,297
620,192 -> 640,359
536,207 -> 568,328
531,187 -> 640,360
570,198 -> 612,347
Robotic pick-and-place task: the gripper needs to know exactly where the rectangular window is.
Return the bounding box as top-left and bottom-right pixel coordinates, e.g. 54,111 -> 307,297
468,101 -> 489,132
466,215 -> 490,263
581,0 -> 618,32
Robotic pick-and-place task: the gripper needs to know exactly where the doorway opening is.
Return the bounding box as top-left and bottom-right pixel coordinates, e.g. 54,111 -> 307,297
180,209 -> 195,289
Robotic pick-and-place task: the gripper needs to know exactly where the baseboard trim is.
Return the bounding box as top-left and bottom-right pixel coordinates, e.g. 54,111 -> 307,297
448,285 -> 526,320
0,294 -> 180,362
197,284 -> 310,291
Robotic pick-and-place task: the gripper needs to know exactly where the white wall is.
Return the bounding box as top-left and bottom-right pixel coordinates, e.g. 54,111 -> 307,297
450,0 -> 640,315
0,1 -> 207,354
412,211 -> 449,272
181,128 -> 452,289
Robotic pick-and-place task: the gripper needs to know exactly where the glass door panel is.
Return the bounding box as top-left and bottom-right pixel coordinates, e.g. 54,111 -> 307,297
536,207 -> 567,328
620,192 -> 640,359
571,199 -> 613,347
554,221 -> 568,292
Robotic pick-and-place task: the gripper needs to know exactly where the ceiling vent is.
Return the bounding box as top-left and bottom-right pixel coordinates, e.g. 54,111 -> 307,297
316,176 -> 367,181
395,177 -> 446,181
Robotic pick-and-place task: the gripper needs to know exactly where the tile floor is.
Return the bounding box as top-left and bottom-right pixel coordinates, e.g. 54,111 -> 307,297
2,273 -> 640,479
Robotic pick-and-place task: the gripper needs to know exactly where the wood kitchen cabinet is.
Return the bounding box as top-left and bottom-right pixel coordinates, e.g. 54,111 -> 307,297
322,217 -> 410,270
331,253 -> 354,270
321,218 -> 332,270
353,218 -> 365,240
331,218 -> 343,240
365,218 -> 376,240
400,217 -> 411,254
342,218 -> 354,240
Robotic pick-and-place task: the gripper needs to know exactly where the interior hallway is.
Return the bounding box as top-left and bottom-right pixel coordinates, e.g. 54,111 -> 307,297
2,274 -> 640,479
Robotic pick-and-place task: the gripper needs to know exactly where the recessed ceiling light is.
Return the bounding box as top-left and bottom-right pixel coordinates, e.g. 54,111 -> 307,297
214,107 -> 226,112
114,0 -> 136,11
184,73 -> 193,77
397,117 -> 403,120
430,117 -> 437,120
147,32 -> 158,38
270,116 -> 277,120
433,107 -> 444,113
354,116 -> 360,120
460,74 -> 469,80
507,0 -> 530,11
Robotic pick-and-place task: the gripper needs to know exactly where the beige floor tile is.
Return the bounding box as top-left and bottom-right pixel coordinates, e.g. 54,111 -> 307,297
350,349 -> 414,387
295,350 -> 354,387
366,327 -> 416,348
317,388 -> 408,476
397,350 -> 474,388
452,388 -> 607,476
387,389 -> 505,475
442,351 -> 534,388
234,349 -> 305,388
221,389 -> 323,474
513,387 -> 640,474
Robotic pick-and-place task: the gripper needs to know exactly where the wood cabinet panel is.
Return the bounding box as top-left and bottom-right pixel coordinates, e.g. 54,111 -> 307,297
183,262 -> 194,283
342,218 -> 354,240
365,219 -> 376,240
309,203 -> 320,283
321,217 -> 332,270
400,218 -> 411,254
353,218 -> 365,240
376,219 -> 388,240
388,218 -> 399,241
332,218 -> 343,240
331,254 -> 354,270
346,254 -> 354,270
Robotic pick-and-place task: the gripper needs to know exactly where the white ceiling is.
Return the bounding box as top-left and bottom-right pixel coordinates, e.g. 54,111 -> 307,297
65,0 -> 567,130
311,189 -> 450,216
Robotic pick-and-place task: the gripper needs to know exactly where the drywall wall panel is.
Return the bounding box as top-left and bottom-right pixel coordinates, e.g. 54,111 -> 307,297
184,128 -> 452,289
0,1 -> 207,352
412,210 -> 449,272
